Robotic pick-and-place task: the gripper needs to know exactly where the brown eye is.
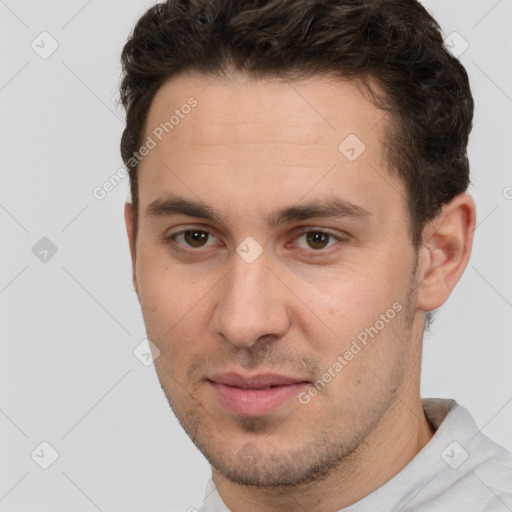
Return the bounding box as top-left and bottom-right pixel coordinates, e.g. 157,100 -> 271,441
165,229 -> 215,250
182,230 -> 210,248
305,231 -> 331,250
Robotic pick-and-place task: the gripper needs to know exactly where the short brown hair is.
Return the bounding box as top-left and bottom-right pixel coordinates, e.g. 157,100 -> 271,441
119,0 -> 473,249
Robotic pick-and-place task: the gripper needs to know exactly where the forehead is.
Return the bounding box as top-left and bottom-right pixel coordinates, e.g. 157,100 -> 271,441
137,72 -> 407,232
145,71 -> 386,147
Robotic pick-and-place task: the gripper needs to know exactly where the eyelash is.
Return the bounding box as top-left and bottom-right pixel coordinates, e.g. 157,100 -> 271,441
163,227 -> 347,257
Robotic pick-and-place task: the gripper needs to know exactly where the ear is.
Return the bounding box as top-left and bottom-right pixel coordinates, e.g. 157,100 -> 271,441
124,202 -> 139,296
416,192 -> 476,312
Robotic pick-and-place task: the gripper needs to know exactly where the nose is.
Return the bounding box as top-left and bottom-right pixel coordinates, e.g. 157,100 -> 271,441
212,247 -> 291,348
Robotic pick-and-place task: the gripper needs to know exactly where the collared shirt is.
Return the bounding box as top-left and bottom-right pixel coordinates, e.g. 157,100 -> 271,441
197,398 -> 512,511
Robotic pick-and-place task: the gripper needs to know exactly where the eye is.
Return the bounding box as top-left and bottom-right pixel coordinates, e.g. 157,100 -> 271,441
168,229 -> 218,249
293,229 -> 342,251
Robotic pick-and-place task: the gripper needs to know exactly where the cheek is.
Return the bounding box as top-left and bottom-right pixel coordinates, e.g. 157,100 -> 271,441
136,253 -> 191,339
291,262 -> 411,385
296,273 -> 392,342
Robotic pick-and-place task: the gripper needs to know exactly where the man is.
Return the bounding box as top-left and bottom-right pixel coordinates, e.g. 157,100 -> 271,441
119,0 -> 512,510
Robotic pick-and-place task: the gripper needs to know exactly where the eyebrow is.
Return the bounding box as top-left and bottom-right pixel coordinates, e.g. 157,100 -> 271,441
145,194 -> 371,228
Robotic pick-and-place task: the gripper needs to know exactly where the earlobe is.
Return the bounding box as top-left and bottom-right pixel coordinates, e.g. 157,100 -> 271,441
416,193 -> 476,312
124,202 -> 138,295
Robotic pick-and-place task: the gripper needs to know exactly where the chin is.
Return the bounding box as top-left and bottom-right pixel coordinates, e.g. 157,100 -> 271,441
203,435 -> 353,489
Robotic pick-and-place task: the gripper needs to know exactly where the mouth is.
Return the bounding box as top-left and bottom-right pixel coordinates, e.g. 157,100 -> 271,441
207,372 -> 311,417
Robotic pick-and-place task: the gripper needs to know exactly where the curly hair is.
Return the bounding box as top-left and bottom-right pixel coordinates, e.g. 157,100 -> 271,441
119,0 -> 473,251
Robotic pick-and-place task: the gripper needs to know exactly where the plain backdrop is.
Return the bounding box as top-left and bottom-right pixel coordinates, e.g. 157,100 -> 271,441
1,1 -> 511,511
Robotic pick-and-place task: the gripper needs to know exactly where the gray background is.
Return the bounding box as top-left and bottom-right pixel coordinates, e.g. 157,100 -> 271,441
1,1 -> 511,510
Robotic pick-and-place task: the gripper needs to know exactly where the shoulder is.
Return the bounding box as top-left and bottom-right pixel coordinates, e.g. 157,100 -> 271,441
471,453 -> 512,510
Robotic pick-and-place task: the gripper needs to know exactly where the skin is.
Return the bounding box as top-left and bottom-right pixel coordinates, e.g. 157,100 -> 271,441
124,71 -> 476,511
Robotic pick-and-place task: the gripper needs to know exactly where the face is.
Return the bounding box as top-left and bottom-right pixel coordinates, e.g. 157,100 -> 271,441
125,72 -> 426,487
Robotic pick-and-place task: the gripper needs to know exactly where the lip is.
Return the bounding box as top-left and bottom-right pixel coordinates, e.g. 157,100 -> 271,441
208,372 -> 310,416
